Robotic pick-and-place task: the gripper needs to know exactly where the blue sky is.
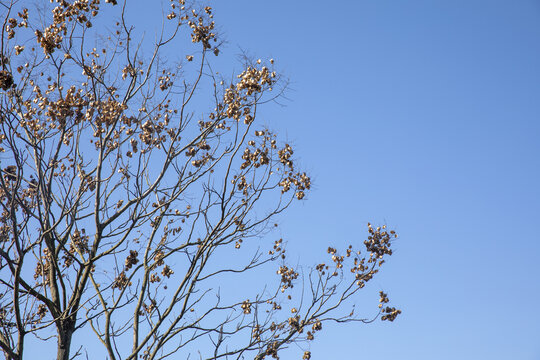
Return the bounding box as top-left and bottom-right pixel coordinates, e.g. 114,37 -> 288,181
8,0 -> 538,358
208,1 -> 540,359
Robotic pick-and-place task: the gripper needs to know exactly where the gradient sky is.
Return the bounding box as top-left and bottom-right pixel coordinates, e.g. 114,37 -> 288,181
206,1 -> 540,359
11,0 -> 539,358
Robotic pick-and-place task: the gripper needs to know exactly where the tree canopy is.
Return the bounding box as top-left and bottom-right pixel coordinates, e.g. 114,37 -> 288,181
0,1 -> 400,359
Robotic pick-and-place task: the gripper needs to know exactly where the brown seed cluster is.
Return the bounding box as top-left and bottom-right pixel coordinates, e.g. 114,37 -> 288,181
125,250 -> 139,270
327,246 -> 345,271
33,304 -> 48,325
312,224 -> 401,325
46,86 -> 88,127
121,65 -> 137,80
112,271 -> 131,290
219,65 -> 276,122
277,144 -> 294,169
268,238 -> 285,257
240,145 -> 269,169
0,71 -> 14,91
34,248 -> 52,281
234,238 -> 243,249
2,166 -> 17,182
93,97 -> 127,128
252,324 -> 261,340
241,300 -> 252,314
158,71 -> 174,91
274,143 -> 311,199
279,171 -> 311,200
143,300 -> 157,314
34,0 -> 104,55
237,131 -> 313,200
236,66 -> 275,96
71,229 -> 89,252
150,273 -> 161,283
277,265 -> 298,292
5,9 -> 28,40
62,229 -> 90,267
187,6 -> 216,50
264,341 -> 279,358
288,315 -> 302,331
378,291 -> 401,321
154,250 -> 165,266
161,265 -> 174,278
364,223 -> 395,260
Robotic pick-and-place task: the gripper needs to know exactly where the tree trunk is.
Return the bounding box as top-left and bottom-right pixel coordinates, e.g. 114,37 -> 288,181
56,319 -> 74,360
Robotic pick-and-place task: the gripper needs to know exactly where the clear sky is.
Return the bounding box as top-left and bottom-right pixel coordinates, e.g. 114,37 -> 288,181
206,1 -> 540,359
9,0 -> 539,359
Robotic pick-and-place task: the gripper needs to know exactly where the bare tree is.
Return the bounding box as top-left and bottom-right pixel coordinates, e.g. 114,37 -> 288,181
0,1 -> 400,359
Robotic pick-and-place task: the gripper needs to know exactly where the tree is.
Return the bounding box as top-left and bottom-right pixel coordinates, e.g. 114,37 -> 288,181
0,1 -> 401,359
